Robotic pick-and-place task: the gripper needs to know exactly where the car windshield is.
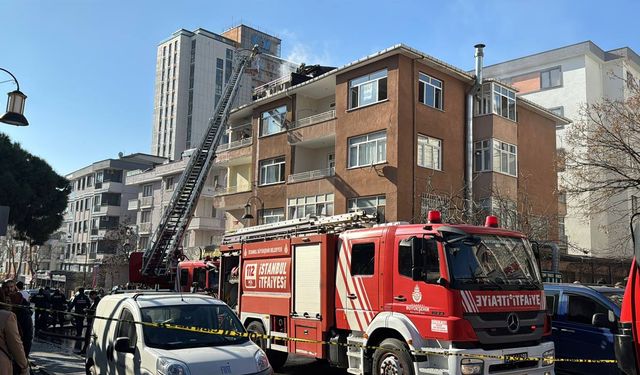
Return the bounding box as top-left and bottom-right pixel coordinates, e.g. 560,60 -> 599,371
602,291 -> 624,308
140,304 -> 248,349
445,234 -> 542,290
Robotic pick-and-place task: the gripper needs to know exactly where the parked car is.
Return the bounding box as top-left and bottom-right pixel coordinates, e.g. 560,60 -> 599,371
544,283 -> 623,375
85,292 -> 272,375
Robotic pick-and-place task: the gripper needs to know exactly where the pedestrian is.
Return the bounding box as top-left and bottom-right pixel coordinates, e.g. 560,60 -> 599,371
31,288 -> 50,333
0,286 -> 29,375
2,280 -> 32,358
67,287 -> 90,338
81,291 -> 100,354
50,289 -> 67,329
15,282 -> 29,304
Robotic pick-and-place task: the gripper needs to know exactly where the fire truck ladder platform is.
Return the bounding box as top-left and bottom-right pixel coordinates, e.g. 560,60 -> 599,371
222,211 -> 378,244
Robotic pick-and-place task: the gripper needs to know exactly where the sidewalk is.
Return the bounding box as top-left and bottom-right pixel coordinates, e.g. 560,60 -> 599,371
30,339 -> 85,375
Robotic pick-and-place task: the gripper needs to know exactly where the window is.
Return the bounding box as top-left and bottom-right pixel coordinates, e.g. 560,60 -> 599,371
349,69 -> 388,109
549,106 -> 564,117
398,241 -> 412,278
327,153 -> 335,169
418,73 -> 443,109
474,140 -> 492,172
141,210 -> 151,223
288,193 -> 334,219
493,84 -> 516,120
85,198 -> 90,211
540,67 -> 562,89
142,184 -> 153,197
417,135 -> 442,170
351,243 -> 375,276
260,105 -> 287,136
259,208 -> 285,224
348,131 -> 387,168
348,195 -> 385,221
558,191 -> 567,205
493,140 -> 517,176
546,293 -> 559,316
259,157 -> 286,186
165,177 -> 174,191
567,294 -> 609,325
116,309 -> 138,348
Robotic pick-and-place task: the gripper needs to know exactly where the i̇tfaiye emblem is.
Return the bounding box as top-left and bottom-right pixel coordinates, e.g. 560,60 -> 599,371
412,285 -> 422,303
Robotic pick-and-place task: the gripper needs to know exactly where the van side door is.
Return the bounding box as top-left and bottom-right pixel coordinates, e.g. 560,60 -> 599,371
113,308 -> 140,375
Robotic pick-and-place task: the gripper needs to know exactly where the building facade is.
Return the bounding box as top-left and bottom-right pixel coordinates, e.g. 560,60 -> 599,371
213,44 -> 565,242
125,151 -> 225,259
60,153 -> 166,283
151,25 -> 296,161
483,41 -> 640,257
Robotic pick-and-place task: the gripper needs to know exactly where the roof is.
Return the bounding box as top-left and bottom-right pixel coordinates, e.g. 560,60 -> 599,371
103,292 -> 224,309
544,283 -> 624,294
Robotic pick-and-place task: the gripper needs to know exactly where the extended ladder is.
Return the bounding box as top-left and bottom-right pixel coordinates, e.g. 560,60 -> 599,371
141,46 -> 260,277
222,211 -> 378,244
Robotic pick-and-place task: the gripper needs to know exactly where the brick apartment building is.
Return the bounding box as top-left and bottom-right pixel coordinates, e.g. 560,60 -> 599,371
214,44 -> 568,242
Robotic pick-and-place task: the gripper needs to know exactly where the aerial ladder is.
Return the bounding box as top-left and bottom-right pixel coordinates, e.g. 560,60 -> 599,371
140,45 -> 260,278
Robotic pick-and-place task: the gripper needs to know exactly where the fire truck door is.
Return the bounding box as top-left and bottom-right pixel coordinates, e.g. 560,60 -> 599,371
338,238 -> 380,331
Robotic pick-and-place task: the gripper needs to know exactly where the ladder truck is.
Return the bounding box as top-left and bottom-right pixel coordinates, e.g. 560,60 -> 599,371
129,45 -> 259,287
218,210 -> 555,375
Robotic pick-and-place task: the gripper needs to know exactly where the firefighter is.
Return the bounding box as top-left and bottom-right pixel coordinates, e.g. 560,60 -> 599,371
50,289 -> 67,328
31,288 -> 50,334
67,287 -> 91,337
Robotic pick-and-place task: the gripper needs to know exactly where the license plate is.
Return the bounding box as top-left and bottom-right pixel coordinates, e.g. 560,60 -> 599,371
505,352 -> 528,363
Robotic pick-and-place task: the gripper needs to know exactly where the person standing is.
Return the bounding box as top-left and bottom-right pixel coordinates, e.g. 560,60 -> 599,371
2,280 -> 32,358
0,287 -> 29,375
15,282 -> 29,304
31,288 -> 50,333
50,289 -> 67,329
67,287 -> 90,338
81,291 -> 100,354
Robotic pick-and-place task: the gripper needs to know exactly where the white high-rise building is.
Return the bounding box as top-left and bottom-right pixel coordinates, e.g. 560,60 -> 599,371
151,25 -> 297,160
484,41 -> 640,257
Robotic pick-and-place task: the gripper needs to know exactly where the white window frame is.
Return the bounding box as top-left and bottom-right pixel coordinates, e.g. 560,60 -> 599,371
475,82 -> 517,121
540,67 -> 562,89
418,73 -> 443,110
417,135 -> 442,170
165,177 -> 174,191
474,140 -> 492,172
259,156 -> 286,186
142,184 -> 153,197
348,195 -> 386,220
260,208 -> 285,224
140,210 -> 151,223
349,69 -> 388,109
348,131 -> 387,168
493,140 -> 518,176
260,105 -> 287,137
287,193 -> 334,219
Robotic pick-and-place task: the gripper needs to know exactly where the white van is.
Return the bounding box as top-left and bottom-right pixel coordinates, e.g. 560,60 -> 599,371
85,292 -> 272,375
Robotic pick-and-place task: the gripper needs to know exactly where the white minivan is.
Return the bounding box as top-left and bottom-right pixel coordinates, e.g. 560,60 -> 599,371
86,292 -> 272,375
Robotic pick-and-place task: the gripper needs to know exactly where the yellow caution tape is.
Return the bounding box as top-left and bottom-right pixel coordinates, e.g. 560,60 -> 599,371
0,301 -> 618,364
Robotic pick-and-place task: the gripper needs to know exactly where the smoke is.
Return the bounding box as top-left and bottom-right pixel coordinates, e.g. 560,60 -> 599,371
278,29 -> 334,70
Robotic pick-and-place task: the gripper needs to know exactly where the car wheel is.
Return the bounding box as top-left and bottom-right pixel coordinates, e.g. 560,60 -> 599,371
246,321 -> 288,370
372,338 -> 414,375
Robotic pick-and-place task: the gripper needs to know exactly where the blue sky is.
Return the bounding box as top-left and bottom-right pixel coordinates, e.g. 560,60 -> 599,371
1,0 -> 639,175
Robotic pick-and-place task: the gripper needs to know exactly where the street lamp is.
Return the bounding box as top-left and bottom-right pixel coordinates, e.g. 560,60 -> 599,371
241,196 -> 264,226
0,68 -> 29,126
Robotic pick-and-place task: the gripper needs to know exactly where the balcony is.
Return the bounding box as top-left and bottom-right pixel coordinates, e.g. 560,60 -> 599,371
288,167 -> 335,184
216,136 -> 253,153
94,181 -> 123,193
92,205 -> 120,216
215,185 -> 251,196
290,110 -> 336,130
201,186 -> 217,198
138,222 -> 152,234
128,199 -> 139,210
253,75 -> 292,101
188,217 -> 225,231
140,196 -> 153,208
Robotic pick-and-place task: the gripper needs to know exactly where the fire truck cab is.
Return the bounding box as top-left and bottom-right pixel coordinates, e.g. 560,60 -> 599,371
219,211 -> 555,375
176,258 -> 220,294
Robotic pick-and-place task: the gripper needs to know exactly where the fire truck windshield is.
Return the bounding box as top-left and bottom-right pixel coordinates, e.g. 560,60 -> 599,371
140,304 -> 248,349
445,235 -> 542,291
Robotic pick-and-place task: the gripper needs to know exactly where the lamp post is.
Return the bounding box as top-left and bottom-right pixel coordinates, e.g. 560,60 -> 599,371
0,68 -> 29,126
241,196 -> 264,226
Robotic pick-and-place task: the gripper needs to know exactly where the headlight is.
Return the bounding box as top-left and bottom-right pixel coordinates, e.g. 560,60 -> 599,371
542,349 -> 555,366
254,349 -> 271,372
157,357 -> 190,375
460,358 -> 484,375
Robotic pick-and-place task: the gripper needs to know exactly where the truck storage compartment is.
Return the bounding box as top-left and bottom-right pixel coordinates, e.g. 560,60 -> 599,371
294,322 -> 322,357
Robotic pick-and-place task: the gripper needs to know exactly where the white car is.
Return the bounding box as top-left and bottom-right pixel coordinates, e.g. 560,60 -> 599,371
85,292 -> 272,375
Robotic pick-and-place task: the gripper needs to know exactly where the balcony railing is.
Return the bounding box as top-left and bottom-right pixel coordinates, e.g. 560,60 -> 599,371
253,75 -> 291,100
140,196 -> 153,207
287,167 -> 335,183
215,185 -> 251,195
290,110 -> 336,130
138,222 -> 152,234
128,199 -> 139,210
216,137 -> 253,153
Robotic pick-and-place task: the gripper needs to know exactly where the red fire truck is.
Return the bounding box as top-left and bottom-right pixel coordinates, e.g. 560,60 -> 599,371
218,211 -> 555,375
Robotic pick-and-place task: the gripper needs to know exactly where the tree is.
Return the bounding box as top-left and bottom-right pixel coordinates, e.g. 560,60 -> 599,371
0,133 -> 70,245
563,75 -> 640,256
95,219 -> 138,288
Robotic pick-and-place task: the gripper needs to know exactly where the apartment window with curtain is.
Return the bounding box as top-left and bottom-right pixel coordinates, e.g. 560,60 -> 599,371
260,105 -> 287,136
348,195 -> 386,221
142,184 -> 153,197
288,193 -> 334,219
349,69 -> 388,109
259,208 -> 285,224
493,140 -> 517,176
417,135 -> 442,170
259,156 -> 286,186
418,73 -> 443,110
348,131 -> 387,168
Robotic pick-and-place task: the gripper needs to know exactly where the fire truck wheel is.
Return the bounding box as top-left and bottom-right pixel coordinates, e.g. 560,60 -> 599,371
372,338 -> 414,375
246,321 -> 288,370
